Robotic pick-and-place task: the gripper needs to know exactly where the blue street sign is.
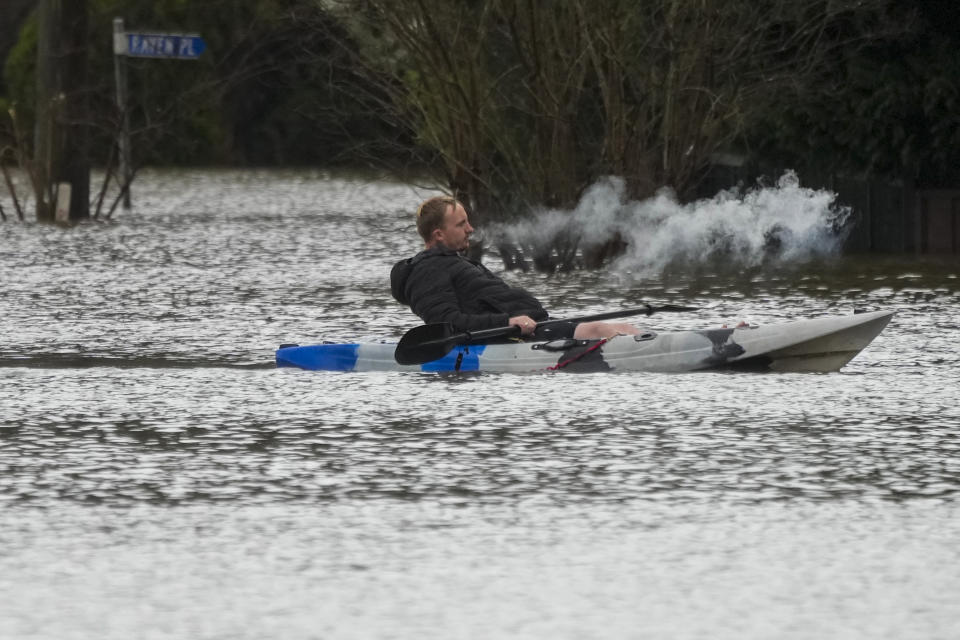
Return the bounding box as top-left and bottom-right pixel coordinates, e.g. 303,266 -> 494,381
120,33 -> 206,59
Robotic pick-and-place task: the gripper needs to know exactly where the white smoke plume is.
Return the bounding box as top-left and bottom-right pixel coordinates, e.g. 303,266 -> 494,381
492,171 -> 852,276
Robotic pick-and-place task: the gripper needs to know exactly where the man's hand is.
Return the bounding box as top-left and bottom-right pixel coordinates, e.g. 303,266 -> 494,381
508,315 -> 538,336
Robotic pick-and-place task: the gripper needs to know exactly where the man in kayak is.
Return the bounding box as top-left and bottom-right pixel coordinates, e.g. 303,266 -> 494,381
390,196 -> 643,340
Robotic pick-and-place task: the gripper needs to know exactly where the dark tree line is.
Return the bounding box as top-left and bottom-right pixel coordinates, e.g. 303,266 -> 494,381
2,0 -> 959,229
2,0 -> 406,166
750,0 -> 960,188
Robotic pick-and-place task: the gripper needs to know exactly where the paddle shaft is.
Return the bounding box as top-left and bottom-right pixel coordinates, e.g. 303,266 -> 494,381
417,304 -> 696,347
393,303 -> 699,364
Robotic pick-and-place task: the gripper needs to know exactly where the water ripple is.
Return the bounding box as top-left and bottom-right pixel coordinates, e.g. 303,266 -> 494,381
3,169 -> 959,638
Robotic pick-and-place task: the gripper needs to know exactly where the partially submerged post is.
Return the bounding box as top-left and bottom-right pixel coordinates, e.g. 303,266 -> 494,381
54,183 -> 71,222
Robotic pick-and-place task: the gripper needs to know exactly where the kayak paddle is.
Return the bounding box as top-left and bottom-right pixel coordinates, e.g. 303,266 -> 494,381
394,304 -> 698,365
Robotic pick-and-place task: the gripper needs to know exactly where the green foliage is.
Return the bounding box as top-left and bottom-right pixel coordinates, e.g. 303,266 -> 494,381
1,0 -> 404,167
2,14 -> 38,140
747,2 -> 960,187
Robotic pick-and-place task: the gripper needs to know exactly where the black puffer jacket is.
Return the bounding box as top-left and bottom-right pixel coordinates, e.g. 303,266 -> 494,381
391,246 -> 548,331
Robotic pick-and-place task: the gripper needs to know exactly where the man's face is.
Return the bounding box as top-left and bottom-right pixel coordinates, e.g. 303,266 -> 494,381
435,203 -> 474,251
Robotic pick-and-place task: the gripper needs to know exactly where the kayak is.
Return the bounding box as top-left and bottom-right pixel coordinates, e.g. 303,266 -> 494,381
275,309 -> 893,373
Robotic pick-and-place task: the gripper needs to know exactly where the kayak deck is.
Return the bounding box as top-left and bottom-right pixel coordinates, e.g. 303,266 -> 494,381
276,310 -> 894,374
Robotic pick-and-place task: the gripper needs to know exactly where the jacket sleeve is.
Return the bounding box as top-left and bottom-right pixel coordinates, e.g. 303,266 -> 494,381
405,261 -> 510,332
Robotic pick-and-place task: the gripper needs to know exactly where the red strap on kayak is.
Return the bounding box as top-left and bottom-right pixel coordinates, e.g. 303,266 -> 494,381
547,338 -> 609,371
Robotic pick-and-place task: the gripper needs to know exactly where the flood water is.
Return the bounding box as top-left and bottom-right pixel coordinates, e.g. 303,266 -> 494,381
1,169 -> 959,639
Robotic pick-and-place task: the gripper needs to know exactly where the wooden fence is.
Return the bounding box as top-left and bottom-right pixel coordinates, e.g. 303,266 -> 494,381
914,190 -> 960,254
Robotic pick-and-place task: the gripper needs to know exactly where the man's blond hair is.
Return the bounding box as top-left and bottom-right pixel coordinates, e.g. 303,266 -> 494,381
415,196 -> 460,242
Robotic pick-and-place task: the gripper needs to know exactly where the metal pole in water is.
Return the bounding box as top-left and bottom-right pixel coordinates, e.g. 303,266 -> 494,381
112,17 -> 132,209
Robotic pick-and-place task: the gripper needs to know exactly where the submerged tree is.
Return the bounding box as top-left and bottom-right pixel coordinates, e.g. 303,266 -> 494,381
32,0 -> 90,222
320,0 -> 901,269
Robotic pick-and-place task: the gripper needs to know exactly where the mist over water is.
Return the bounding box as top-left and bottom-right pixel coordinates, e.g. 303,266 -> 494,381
494,171 -> 852,276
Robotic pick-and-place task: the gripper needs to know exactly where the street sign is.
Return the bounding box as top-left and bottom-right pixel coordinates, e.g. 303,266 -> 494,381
109,18 -> 209,210
113,32 -> 206,59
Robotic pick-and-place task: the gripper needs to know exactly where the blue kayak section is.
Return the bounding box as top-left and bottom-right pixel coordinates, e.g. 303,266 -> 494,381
421,344 -> 485,372
275,342 -> 488,371
276,344 -> 359,371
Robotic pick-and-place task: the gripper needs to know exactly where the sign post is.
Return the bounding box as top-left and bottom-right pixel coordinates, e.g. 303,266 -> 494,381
112,18 -> 132,209
111,18 -> 206,209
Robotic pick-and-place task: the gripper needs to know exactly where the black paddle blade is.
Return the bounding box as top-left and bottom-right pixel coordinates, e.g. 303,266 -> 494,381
394,323 -> 458,365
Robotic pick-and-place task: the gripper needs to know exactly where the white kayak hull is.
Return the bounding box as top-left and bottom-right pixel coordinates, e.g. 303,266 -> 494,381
276,310 -> 894,374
